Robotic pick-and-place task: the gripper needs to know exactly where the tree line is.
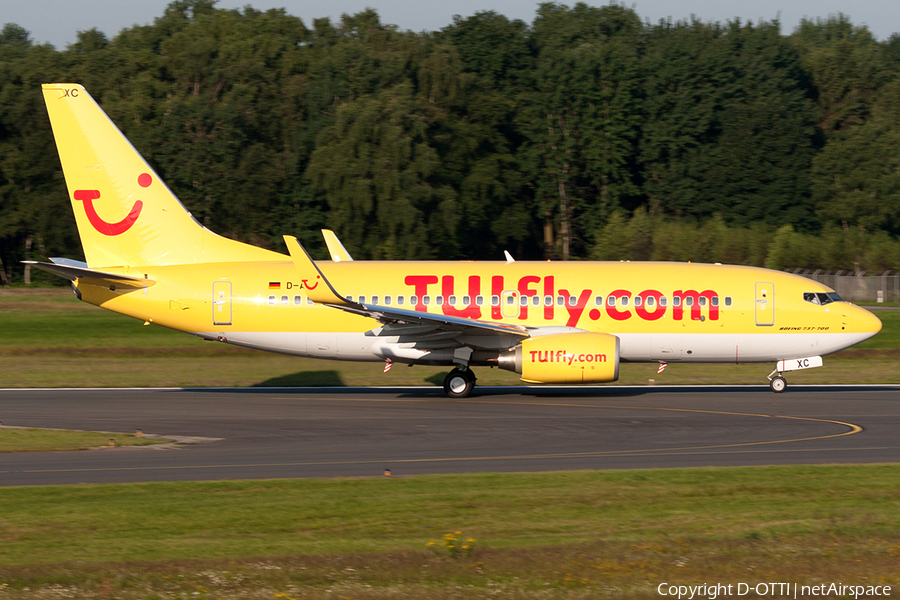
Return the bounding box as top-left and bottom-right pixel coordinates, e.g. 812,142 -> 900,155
1,0 -> 899,284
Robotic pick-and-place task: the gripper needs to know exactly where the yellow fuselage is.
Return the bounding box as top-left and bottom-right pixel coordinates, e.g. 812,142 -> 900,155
76,259 -> 881,365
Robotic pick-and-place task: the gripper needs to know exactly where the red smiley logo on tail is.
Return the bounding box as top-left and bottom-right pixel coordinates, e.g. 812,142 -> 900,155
73,174 -> 150,236
74,190 -> 142,236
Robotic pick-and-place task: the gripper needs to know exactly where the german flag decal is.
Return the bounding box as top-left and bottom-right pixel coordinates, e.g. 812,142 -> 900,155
268,282 -> 281,289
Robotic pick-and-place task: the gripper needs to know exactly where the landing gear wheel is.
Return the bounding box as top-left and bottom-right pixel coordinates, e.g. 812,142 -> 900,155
443,368 -> 476,398
770,376 -> 787,393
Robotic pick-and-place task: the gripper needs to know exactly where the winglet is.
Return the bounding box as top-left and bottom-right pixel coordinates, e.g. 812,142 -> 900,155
322,229 -> 354,262
282,235 -> 348,304
504,250 -> 515,263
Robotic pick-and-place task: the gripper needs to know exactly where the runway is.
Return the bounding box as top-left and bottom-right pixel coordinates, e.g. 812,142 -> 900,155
0,386 -> 897,486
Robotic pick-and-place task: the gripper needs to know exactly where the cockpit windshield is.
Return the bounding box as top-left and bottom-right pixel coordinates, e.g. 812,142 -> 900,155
803,292 -> 844,306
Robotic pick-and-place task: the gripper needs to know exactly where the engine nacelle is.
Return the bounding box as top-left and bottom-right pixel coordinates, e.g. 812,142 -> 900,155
498,332 -> 620,384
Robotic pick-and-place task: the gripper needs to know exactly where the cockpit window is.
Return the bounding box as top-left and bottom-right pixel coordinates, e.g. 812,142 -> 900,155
804,291 -> 844,306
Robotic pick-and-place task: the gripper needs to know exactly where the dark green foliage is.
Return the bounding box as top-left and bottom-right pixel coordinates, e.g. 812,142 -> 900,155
517,3 -> 644,259
0,3 -> 898,282
640,19 -> 819,229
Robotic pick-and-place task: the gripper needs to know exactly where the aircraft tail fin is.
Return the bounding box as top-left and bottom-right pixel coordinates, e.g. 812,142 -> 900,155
41,84 -> 282,268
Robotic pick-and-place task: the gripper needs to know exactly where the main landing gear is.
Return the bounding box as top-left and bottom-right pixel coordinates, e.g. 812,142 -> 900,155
443,367 -> 476,398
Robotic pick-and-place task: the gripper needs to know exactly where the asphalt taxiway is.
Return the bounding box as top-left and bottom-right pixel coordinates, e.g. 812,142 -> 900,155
0,386 -> 897,486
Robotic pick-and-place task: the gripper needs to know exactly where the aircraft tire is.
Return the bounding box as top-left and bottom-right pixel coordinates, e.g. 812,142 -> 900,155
443,368 -> 476,398
770,376 -> 787,393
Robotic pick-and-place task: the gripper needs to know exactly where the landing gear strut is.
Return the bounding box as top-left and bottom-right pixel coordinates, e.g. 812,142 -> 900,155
443,367 -> 476,398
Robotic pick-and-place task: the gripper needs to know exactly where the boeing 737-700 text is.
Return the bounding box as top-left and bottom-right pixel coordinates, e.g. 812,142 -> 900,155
27,84 -> 882,397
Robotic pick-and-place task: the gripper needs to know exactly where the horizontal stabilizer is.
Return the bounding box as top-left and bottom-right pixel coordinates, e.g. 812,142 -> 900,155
49,257 -> 88,268
23,261 -> 155,288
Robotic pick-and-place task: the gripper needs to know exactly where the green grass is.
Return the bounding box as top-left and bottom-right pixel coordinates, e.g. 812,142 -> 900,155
1,288 -> 898,388
0,288 -> 210,350
0,427 -> 171,452
0,466 -> 898,598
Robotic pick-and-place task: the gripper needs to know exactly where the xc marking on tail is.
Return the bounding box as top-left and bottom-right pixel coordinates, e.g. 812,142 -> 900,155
74,190 -> 143,236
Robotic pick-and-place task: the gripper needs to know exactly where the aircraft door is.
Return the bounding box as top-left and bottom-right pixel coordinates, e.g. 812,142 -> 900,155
501,290 -> 519,318
213,281 -> 232,325
755,282 -> 774,326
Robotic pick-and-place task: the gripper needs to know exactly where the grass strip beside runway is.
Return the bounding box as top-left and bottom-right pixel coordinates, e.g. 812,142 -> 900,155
0,465 -> 898,598
0,428 -> 172,452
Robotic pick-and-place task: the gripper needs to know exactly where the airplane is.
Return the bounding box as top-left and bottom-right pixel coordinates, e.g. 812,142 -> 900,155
27,83 -> 882,398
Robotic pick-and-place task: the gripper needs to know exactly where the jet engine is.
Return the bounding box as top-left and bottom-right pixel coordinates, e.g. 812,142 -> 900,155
497,332 -> 620,384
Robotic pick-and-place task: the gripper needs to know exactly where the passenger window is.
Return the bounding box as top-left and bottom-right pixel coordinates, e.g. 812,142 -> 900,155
724,297 -> 732,307
423,296 -> 431,306
358,295 -> 366,304
435,295 -> 443,306
531,295 -> 540,306
268,295 -> 276,306
646,296 -> 655,307
568,295 -> 577,306
491,295 -> 499,306
594,296 -> 603,306
281,296 -> 289,305
449,295 -> 457,306
633,296 -> 642,307
371,295 -> 379,305
518,295 -> 527,306
306,297 -> 314,306
384,295 -> 392,306
410,295 -> 418,306
621,296 -> 629,307
685,297 -> 693,307
673,297 -> 681,307
462,295 -> 470,306
293,295 -> 302,305
397,295 -> 405,306
711,296 -> 719,307
556,296 -> 565,306
699,296 -> 706,306
476,295 -> 484,306
660,297 -> 668,307
345,295 -> 352,302
545,295 -> 553,306
607,296 -> 616,307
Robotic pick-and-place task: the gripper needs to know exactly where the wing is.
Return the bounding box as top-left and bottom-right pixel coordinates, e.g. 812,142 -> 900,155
282,235 -> 530,351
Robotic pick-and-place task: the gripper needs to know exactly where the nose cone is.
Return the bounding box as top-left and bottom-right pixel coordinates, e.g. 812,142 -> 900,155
850,305 -> 882,345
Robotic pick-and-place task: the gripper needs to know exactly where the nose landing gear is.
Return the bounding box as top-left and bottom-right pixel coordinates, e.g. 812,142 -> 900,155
443,367 -> 476,398
767,366 -> 787,392
769,374 -> 787,393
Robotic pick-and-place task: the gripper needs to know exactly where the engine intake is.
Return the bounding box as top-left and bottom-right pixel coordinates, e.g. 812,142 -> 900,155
498,332 -> 620,384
